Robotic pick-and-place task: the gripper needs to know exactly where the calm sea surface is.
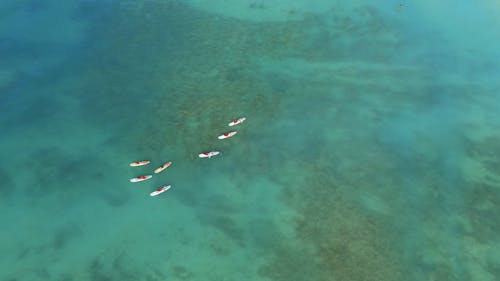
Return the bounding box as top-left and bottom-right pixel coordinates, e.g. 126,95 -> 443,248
1,1 -> 500,280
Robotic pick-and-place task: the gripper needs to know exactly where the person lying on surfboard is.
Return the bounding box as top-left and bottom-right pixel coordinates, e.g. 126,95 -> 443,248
130,175 -> 152,182
154,161 -> 172,174
150,185 -> 171,197
130,160 -> 150,167
228,117 -> 246,126
198,151 -> 220,158
218,131 -> 237,139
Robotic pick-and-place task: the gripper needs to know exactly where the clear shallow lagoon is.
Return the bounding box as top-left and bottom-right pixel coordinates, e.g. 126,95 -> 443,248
1,1 -> 500,280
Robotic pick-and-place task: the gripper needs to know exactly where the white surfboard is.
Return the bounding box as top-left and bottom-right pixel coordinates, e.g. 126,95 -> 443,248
217,131 -> 237,140
150,185 -> 172,197
228,117 -> 246,126
129,160 -> 150,167
198,151 -> 220,158
130,175 -> 152,182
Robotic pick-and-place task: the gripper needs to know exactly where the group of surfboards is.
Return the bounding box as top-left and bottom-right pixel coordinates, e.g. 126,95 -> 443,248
129,117 -> 247,197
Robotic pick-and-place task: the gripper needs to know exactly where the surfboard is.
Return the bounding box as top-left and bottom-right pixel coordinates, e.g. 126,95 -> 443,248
154,161 -> 172,174
198,151 -> 220,158
218,131 -> 237,140
150,185 -> 172,197
130,175 -> 152,182
228,117 -> 246,126
130,160 -> 150,167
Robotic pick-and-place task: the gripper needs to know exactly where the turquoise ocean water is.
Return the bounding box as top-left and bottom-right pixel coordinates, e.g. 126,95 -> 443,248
1,0 -> 500,280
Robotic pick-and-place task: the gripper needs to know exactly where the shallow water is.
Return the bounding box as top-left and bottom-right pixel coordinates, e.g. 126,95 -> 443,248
1,1 -> 500,280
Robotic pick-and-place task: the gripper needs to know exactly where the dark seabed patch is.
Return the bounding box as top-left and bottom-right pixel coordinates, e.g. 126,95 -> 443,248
22,146 -> 109,201
100,186 -> 132,208
460,135 -> 500,244
88,254 -> 138,281
0,167 -> 14,197
57,274 -> 74,281
171,265 -> 194,281
258,162 -> 407,281
196,211 -> 246,246
51,222 -> 84,251
86,252 -> 167,281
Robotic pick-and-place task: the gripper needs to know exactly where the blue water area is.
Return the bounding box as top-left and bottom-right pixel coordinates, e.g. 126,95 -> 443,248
1,1 -> 500,280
